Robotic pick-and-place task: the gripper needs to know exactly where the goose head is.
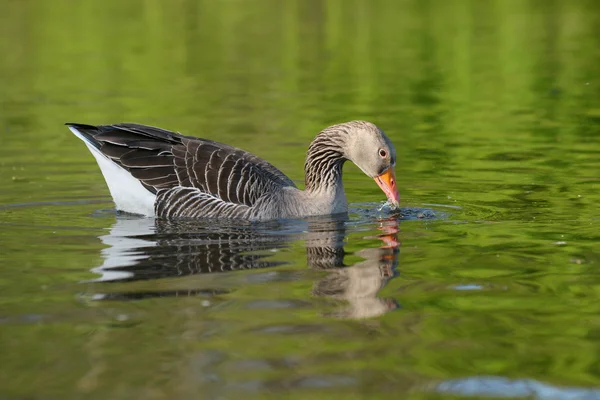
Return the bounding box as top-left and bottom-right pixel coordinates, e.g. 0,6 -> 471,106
343,121 -> 400,208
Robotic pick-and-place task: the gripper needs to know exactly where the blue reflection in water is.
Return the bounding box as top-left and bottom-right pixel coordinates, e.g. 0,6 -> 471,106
436,376 -> 600,400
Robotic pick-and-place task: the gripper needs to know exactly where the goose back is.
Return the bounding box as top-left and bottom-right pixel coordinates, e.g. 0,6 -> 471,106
68,123 -> 296,218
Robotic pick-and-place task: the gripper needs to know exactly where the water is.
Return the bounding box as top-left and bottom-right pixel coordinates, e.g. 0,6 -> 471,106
1,0 -> 599,399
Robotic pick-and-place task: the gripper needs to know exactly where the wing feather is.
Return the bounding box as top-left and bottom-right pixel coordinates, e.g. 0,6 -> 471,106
68,123 -> 295,213
156,187 -> 253,219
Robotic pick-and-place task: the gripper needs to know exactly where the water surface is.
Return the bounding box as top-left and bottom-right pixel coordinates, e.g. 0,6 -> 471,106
1,1 -> 599,399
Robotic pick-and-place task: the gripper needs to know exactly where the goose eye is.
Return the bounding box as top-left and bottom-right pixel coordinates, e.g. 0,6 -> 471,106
379,149 -> 387,158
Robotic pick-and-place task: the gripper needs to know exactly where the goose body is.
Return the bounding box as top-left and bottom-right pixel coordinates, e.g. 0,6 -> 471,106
69,121 -> 399,221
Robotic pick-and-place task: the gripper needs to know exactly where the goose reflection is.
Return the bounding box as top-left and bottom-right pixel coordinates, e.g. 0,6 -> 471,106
88,214 -> 400,318
310,218 -> 400,319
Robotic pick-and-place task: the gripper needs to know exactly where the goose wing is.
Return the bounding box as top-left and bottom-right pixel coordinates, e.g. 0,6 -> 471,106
68,123 -> 295,216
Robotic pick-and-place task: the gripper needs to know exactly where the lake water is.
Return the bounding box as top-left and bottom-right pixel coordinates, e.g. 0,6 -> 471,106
1,1 -> 599,399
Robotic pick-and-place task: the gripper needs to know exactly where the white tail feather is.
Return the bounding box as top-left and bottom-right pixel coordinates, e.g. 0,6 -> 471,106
70,126 -> 156,216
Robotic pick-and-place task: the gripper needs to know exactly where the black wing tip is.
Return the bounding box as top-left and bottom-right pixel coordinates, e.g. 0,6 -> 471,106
65,122 -> 99,129
66,122 -> 103,149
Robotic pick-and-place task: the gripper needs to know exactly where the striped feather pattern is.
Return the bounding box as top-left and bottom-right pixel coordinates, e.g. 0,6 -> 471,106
69,120 -> 394,219
68,123 -> 296,217
155,187 -> 254,219
304,124 -> 348,191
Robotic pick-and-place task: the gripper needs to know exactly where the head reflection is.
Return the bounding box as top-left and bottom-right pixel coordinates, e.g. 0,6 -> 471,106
310,217 -> 400,319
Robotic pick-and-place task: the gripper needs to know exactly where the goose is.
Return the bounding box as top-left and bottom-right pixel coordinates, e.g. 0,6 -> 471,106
68,121 -> 399,220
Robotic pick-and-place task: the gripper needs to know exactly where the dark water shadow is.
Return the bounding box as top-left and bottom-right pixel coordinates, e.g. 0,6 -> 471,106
85,211 -> 404,319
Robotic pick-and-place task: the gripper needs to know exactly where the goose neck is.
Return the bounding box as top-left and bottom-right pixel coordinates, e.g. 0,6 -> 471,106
304,129 -> 348,192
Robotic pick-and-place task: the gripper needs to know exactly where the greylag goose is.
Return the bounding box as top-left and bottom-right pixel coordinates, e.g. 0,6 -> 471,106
68,121 -> 399,220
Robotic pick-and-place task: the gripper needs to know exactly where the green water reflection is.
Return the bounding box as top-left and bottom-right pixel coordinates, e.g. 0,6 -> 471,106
0,0 -> 599,399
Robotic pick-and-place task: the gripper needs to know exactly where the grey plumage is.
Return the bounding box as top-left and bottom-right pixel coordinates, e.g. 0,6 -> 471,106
68,120 -> 397,220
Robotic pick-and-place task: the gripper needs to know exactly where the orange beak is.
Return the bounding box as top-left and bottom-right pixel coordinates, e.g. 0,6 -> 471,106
374,168 -> 400,208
